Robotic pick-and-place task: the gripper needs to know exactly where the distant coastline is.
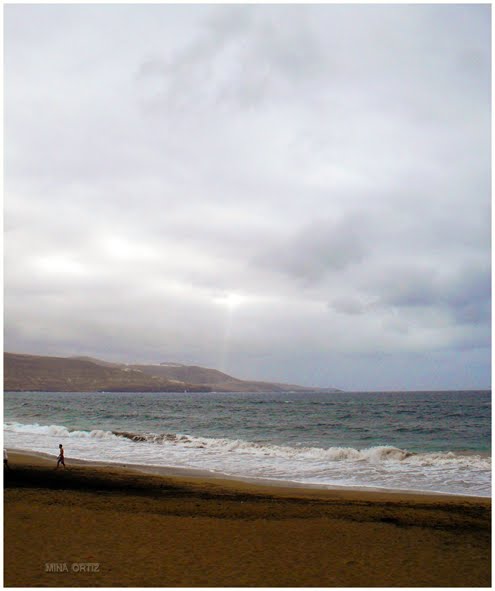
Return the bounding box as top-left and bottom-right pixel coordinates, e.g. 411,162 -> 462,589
3,352 -> 341,394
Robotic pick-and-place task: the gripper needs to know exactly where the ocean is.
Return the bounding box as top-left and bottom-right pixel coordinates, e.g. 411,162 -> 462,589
3,390 -> 491,497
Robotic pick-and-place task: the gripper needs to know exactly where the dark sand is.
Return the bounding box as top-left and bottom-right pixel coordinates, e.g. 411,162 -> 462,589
3,451 -> 491,587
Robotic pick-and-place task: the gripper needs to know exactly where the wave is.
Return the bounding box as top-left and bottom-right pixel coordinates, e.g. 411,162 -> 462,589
4,421 -> 491,470
4,422 -> 118,440
115,430 -> 415,461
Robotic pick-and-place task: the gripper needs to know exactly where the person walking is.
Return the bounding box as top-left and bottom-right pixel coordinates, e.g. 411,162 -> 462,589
56,444 -> 66,469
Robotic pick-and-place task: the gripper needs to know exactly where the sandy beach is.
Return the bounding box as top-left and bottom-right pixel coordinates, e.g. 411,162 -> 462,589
3,450 -> 491,587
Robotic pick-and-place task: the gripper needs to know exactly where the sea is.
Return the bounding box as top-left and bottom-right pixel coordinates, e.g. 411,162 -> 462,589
3,389 -> 491,497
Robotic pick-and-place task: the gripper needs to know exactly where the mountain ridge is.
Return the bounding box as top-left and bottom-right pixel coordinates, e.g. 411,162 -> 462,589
4,352 -> 341,393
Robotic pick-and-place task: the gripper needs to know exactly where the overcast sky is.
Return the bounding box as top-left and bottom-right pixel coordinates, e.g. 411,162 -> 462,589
4,4 -> 491,390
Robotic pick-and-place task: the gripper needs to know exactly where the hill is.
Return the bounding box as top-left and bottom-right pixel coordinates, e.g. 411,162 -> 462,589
71,356 -> 338,392
4,353 -> 210,393
4,352 -> 340,393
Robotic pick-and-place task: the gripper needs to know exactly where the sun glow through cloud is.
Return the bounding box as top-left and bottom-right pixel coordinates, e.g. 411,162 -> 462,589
213,293 -> 247,310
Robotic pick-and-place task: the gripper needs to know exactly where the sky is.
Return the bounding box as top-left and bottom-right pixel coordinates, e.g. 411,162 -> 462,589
4,4 -> 491,391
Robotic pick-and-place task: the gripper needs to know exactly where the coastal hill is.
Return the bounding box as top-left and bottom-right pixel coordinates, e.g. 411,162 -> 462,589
4,352 -> 340,393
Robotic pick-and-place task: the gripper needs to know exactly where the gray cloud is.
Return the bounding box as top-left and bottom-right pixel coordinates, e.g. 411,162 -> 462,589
4,4 -> 491,389
255,214 -> 367,283
136,5 -> 328,111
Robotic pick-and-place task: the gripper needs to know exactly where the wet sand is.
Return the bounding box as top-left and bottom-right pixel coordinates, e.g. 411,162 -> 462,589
3,451 -> 491,587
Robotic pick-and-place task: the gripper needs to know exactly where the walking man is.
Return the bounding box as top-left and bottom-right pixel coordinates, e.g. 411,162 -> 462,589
56,444 -> 66,469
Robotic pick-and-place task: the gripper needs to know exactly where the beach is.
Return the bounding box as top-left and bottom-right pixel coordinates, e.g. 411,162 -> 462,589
3,451 -> 491,587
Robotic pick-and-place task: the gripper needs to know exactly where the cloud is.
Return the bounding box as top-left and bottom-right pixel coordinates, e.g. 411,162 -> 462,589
4,4 -> 491,389
255,214 -> 367,283
136,5 -> 329,112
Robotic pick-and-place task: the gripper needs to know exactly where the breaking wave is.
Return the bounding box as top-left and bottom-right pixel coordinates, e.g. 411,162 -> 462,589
4,421 -> 490,469
4,421 -> 117,440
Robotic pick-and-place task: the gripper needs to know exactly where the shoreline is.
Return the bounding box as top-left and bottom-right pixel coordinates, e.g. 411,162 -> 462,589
4,450 -> 491,586
6,446 -> 490,500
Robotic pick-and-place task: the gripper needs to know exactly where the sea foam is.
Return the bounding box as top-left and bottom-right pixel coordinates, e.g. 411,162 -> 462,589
4,421 -> 491,472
